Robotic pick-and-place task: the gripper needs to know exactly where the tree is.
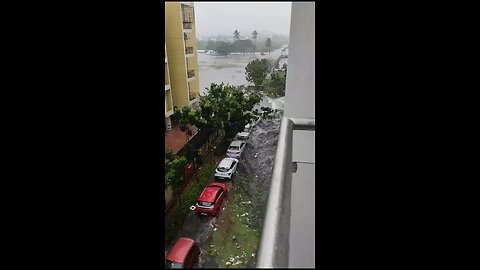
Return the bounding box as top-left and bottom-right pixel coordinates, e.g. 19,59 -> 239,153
166,155 -> 187,206
233,30 -> 240,40
184,143 -> 200,182
206,39 -> 216,50
266,38 -> 272,55
200,83 -> 264,140
251,30 -> 258,51
215,41 -> 232,57
165,149 -> 174,162
232,39 -> 254,55
245,59 -> 271,88
173,106 -> 207,142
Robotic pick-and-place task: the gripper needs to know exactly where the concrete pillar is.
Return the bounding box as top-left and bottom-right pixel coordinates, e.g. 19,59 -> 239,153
165,116 -> 172,132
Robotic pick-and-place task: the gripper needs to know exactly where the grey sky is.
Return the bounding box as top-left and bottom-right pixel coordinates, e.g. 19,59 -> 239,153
194,2 -> 292,38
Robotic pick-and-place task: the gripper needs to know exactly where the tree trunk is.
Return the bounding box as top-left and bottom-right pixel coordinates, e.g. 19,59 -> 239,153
194,163 -> 199,182
177,188 -> 182,206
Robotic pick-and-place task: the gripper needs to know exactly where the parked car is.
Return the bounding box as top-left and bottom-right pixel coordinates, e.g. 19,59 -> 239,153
226,140 -> 246,158
195,183 -> 228,216
236,124 -> 252,140
165,237 -> 200,268
215,157 -> 239,180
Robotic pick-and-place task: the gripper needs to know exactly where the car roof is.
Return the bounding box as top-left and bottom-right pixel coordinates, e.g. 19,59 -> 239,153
166,237 -> 195,263
230,140 -> 243,146
198,186 -> 221,203
218,158 -> 237,168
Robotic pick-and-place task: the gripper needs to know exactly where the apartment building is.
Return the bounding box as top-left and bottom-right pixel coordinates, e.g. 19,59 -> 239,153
165,42 -> 174,131
165,1 -> 200,123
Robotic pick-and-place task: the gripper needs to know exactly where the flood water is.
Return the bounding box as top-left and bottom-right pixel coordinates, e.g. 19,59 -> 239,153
197,47 -> 287,96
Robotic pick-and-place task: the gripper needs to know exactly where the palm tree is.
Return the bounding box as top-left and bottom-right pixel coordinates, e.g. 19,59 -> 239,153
233,30 -> 240,40
251,30 -> 258,52
266,38 -> 272,55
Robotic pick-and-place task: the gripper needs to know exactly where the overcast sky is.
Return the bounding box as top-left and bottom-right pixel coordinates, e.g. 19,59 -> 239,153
194,2 -> 292,38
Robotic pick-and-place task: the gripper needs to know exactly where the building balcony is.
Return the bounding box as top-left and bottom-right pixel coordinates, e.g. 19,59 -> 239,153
182,22 -> 193,30
187,70 -> 195,79
185,46 -> 194,55
189,91 -> 196,101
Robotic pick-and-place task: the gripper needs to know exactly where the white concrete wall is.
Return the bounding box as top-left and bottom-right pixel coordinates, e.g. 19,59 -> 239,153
284,2 -> 315,120
284,1 -> 315,164
284,2 -> 315,268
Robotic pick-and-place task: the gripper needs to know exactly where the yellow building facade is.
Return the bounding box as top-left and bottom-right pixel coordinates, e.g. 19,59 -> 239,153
165,2 -> 199,130
165,42 -> 174,131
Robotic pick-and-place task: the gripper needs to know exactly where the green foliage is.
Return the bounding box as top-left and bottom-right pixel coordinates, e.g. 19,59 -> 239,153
231,39 -> 255,54
215,41 -> 232,56
251,30 -> 258,40
201,83 -> 263,139
165,149 -> 174,162
165,155 -> 187,192
233,30 -> 240,40
245,59 -> 271,87
263,71 -> 286,98
265,37 -> 272,54
165,164 -> 215,244
206,39 -> 216,50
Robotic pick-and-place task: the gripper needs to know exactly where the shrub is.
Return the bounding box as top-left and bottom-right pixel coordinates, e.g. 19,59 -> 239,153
165,164 -> 215,244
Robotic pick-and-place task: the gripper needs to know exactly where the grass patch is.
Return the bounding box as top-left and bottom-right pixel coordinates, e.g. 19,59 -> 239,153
165,163 -> 215,244
205,191 -> 260,268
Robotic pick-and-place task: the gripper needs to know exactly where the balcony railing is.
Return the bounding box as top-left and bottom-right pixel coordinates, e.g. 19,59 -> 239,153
189,92 -> 196,101
185,46 -> 194,54
256,117 -> 315,268
187,70 -> 195,78
183,22 -> 193,29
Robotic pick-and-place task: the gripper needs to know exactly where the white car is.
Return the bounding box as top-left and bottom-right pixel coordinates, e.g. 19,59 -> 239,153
214,157 -> 239,180
236,124 -> 252,140
226,140 -> 246,158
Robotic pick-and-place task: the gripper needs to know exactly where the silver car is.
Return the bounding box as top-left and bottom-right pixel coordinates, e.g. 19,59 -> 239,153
226,140 -> 246,158
214,157 -> 239,180
236,124 -> 252,140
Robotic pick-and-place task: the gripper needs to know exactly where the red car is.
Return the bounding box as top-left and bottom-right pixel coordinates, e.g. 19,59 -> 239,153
165,237 -> 200,268
195,183 -> 228,216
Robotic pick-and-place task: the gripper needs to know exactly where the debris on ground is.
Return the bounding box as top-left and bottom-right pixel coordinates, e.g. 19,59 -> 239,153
226,261 -> 231,265
213,228 -> 217,231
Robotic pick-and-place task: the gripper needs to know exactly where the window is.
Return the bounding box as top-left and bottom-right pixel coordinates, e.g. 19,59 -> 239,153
197,201 -> 213,207
215,190 -> 223,203
229,161 -> 237,170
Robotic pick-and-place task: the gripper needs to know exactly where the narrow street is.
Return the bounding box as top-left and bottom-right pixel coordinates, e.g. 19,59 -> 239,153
166,112 -> 283,268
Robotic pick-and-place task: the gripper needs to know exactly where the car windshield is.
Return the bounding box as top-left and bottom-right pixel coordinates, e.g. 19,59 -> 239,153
165,260 -> 183,269
198,201 -> 213,207
229,146 -> 239,150
217,166 -> 229,172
